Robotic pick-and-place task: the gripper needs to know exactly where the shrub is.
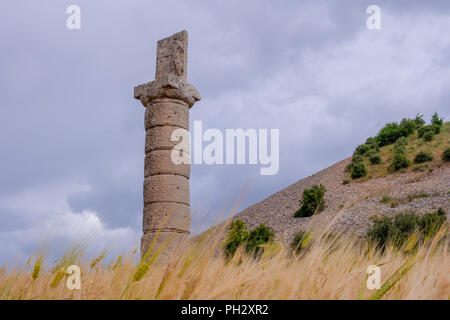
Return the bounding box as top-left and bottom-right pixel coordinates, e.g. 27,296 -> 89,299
369,154 -> 381,164
354,144 -> 370,156
365,137 -> 380,152
431,112 -> 443,127
423,130 -> 434,141
375,118 -> 416,147
399,118 -> 417,137
390,153 -> 410,171
351,161 -> 367,179
418,124 -> 439,138
418,125 -> 430,138
380,195 -> 391,203
419,208 -> 446,237
432,124 -> 441,134
367,150 -> 381,164
393,137 -> 408,154
414,151 -> 433,164
442,147 -> 450,162
376,122 -> 402,147
392,213 -> 421,245
367,209 -> 447,249
342,179 -> 349,185
290,231 -> 310,254
223,220 -> 249,257
246,224 -> 274,257
294,184 -> 326,218
223,221 -> 275,258
414,113 -> 425,127
346,155 -> 363,172
367,216 -> 394,248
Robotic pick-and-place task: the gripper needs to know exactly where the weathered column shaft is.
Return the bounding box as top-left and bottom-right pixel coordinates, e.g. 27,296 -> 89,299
134,30 -> 200,261
142,98 -> 190,261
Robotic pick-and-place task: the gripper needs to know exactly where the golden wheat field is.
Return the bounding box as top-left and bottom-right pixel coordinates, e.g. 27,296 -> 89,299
0,225 -> 448,301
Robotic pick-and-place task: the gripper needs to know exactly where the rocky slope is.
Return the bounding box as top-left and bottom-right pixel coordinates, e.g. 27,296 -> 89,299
197,124 -> 450,245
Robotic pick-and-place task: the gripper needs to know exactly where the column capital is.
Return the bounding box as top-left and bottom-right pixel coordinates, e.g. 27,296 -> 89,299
134,74 -> 201,108
134,30 -> 201,108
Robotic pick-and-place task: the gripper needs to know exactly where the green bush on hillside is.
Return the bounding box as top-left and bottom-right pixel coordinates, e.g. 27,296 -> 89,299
376,122 -> 403,147
389,137 -> 410,171
369,152 -> 381,165
423,130 -> 434,141
419,208 -> 446,238
223,220 -> 274,258
375,118 -> 417,147
294,184 -> 326,218
354,143 -> 370,156
223,220 -> 249,258
414,151 -> 433,164
393,136 -> 408,154
431,112 -> 444,127
390,153 -> 410,171
443,147 -> 450,162
414,113 -> 425,127
246,223 -> 274,257
290,231 -> 311,254
351,161 -> 367,178
367,208 -> 446,249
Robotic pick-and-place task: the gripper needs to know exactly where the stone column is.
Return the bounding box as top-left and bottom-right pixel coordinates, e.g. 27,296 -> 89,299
134,30 -> 201,261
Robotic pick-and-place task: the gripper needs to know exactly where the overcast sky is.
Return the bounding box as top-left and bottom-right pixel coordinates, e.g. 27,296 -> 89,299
1,0 -> 449,265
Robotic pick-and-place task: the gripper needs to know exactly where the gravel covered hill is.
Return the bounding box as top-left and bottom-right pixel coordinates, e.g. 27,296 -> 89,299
197,123 -> 450,245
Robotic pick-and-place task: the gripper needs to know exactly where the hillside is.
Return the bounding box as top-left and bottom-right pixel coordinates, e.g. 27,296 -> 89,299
198,121 -> 450,245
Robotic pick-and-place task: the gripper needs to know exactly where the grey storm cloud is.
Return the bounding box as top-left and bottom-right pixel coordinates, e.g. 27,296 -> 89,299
0,0 -> 450,264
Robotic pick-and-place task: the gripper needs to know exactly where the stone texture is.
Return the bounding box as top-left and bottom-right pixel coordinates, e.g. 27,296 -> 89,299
143,174 -> 189,205
134,30 -> 200,261
134,31 -> 200,108
145,98 -> 189,130
145,149 -> 190,178
195,158 -> 450,249
135,76 -> 201,108
141,231 -> 189,262
155,30 -> 188,81
143,202 -> 190,233
145,125 -> 188,153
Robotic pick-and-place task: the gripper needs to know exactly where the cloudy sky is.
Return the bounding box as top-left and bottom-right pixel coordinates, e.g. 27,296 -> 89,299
1,0 -> 449,265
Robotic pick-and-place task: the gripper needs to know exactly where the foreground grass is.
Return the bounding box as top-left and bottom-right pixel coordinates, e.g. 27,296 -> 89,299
0,227 -> 449,300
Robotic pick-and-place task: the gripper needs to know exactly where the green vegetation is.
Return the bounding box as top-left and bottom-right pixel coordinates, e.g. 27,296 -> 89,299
246,223 -> 275,257
290,231 -> 311,254
414,151 -> 433,164
368,152 -> 381,165
294,184 -> 326,218
346,154 -> 368,179
443,147 -> 450,162
431,112 -> 444,127
423,130 -> 434,141
389,137 -> 410,171
222,220 -> 248,258
222,220 -> 274,258
346,113 -> 449,180
375,118 -> 417,147
351,161 -> 367,178
367,208 -> 446,249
